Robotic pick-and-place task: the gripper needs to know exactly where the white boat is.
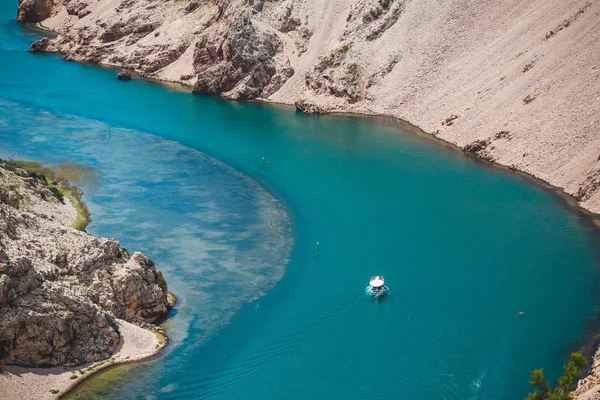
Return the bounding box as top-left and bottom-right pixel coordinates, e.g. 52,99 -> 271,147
367,275 -> 387,297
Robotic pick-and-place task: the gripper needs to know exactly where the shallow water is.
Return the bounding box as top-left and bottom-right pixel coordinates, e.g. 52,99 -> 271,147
2,3 -> 600,399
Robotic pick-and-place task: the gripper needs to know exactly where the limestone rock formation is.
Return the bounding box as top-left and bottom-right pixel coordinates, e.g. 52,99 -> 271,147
16,0 -> 54,23
29,37 -> 49,52
26,0 -> 295,100
18,0 -> 600,214
192,15 -> 288,99
0,161 -> 171,367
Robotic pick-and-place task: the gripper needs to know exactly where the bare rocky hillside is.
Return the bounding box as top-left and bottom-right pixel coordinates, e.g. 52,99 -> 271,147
0,160 -> 171,367
17,0 -> 600,213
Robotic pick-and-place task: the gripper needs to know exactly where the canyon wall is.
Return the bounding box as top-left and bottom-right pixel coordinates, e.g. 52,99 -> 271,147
18,0 -> 600,213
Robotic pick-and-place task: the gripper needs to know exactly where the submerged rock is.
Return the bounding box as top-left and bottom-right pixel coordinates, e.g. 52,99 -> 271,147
0,161 -> 171,367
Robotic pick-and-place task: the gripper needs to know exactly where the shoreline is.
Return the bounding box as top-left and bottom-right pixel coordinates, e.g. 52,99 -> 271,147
0,319 -> 168,400
250,98 -> 600,239
15,22 -> 600,397
4,160 -> 92,231
30,21 -> 600,226
37,47 -> 597,224
0,158 -> 175,400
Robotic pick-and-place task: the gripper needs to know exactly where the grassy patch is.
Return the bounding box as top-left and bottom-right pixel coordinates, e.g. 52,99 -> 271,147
167,292 -> 176,306
69,374 -> 78,380
149,328 -> 166,346
5,160 -> 50,178
2,160 -> 94,231
62,185 -> 90,231
49,389 -> 59,395
334,44 -> 350,56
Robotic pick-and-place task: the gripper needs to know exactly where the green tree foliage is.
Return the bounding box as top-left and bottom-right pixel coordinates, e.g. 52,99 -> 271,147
525,352 -> 587,400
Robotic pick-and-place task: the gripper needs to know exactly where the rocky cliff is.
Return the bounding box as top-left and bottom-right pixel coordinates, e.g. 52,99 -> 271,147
18,0 -> 600,215
0,160 -> 171,367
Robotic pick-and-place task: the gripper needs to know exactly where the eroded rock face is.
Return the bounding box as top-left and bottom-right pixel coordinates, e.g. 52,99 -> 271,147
192,16 -> 287,99
0,162 -> 171,367
66,0 -> 88,17
304,44 -> 363,105
0,282 -> 120,367
16,0 -> 54,23
24,0 -> 294,100
29,37 -> 50,53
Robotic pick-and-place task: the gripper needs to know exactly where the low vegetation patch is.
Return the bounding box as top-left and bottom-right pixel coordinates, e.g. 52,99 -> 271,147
149,328 -> 166,346
525,352 -> 586,399
1,159 -> 95,230
69,374 -> 78,380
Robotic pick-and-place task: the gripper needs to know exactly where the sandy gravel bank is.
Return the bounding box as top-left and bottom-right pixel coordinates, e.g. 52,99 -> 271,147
0,319 -> 164,400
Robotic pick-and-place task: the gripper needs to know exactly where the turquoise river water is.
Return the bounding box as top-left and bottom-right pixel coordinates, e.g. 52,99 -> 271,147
2,3 -> 600,399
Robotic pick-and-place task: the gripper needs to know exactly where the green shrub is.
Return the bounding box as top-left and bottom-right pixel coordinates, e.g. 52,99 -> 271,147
526,352 -> 587,400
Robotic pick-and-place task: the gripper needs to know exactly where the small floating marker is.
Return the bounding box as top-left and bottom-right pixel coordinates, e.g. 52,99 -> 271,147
262,157 -> 266,169
518,311 -> 525,315
316,242 -> 320,259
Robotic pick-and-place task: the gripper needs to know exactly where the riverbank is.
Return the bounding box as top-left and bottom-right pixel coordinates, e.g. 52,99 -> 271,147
1,55 -> 598,398
4,1 -> 600,394
4,160 -> 92,230
15,32 -> 600,397
0,319 -> 165,400
24,0 -> 600,216
0,158 -> 174,398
